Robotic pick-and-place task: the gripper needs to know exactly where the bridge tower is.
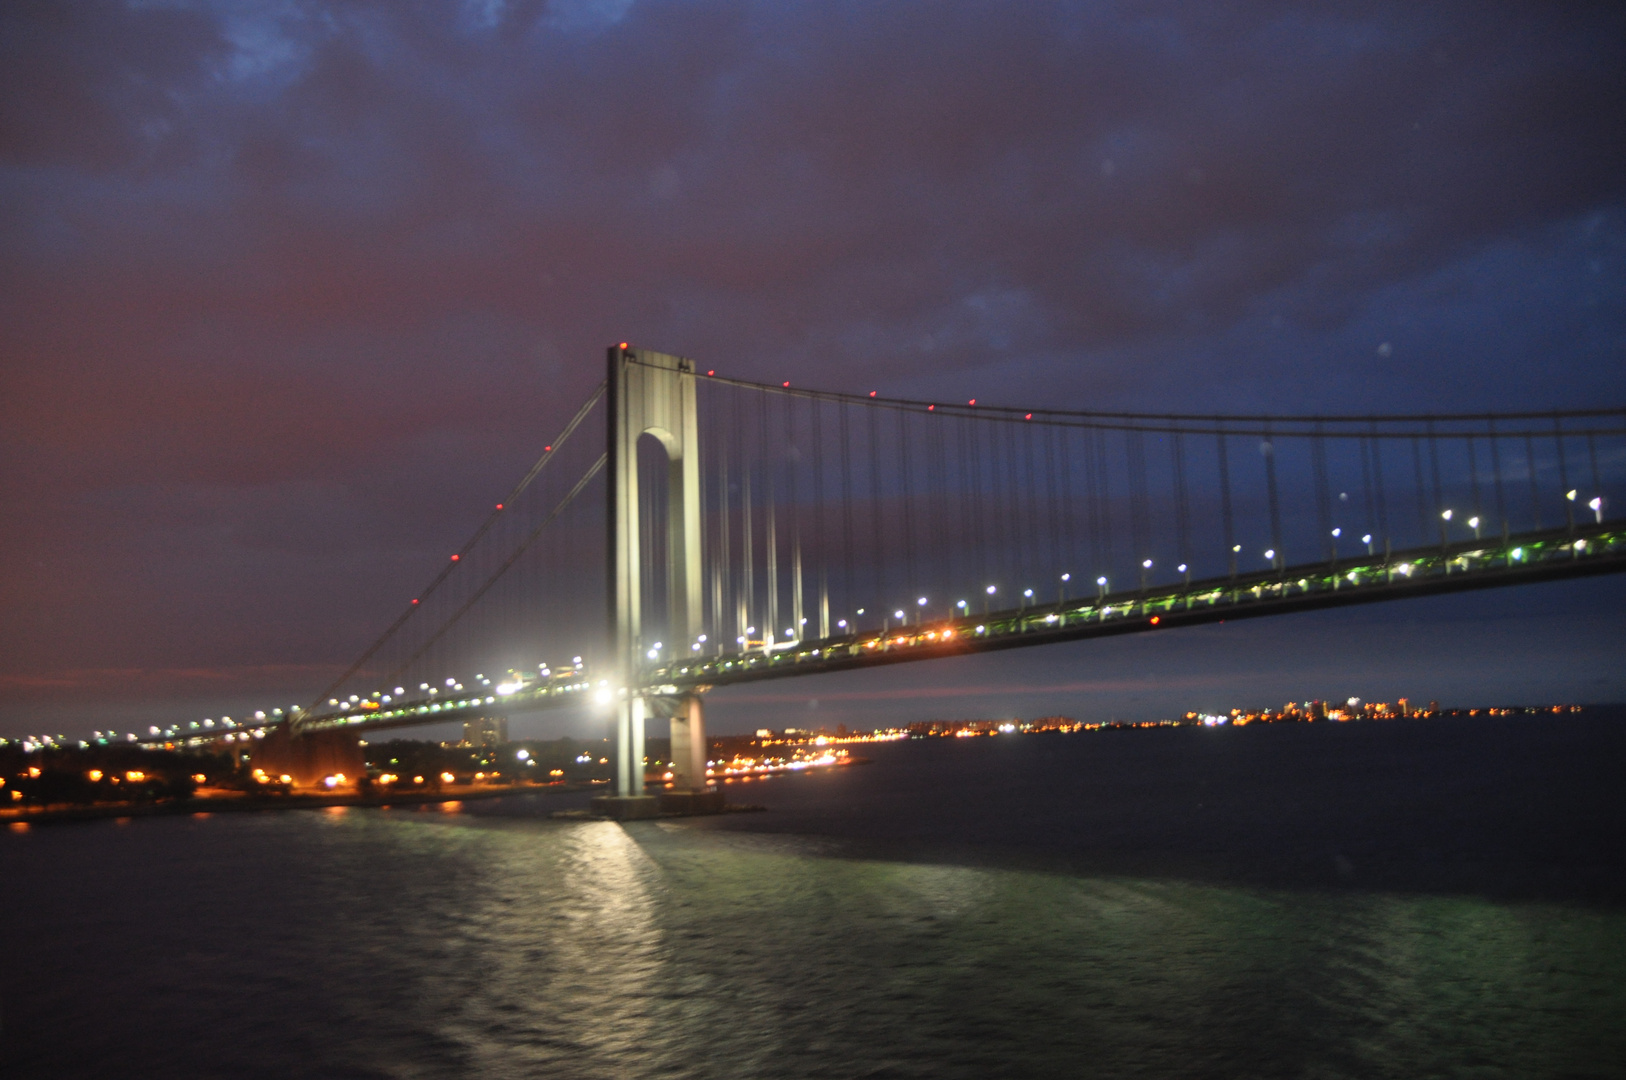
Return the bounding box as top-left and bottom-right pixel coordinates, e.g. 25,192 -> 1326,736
603,345 -> 709,813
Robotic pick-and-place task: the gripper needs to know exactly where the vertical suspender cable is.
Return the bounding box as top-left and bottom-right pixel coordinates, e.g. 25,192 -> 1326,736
1410,434 -> 1428,546
787,393 -> 803,641
1554,415 -> 1573,534
927,404 -> 950,607
868,404 -> 885,625
1172,430 -> 1190,576
1263,423 -> 1282,571
1095,428 -> 1115,582
1524,432 -> 1542,531
1427,421 -> 1445,547
1044,422 -> 1062,591
1369,420 -> 1389,549
761,390 -> 778,646
967,413 -> 988,593
899,407 -> 917,614
811,396 -> 829,640
1489,418 -> 1507,535
1058,423 -> 1077,578
1216,422 -> 1234,578
1312,423 -> 1332,562
840,402 -> 855,626
1127,429 -> 1149,579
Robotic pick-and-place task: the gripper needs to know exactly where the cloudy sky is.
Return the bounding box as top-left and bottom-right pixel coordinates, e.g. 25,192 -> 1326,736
3,0 -> 1624,740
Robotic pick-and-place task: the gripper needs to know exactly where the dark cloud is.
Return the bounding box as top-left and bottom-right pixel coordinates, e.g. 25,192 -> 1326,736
3,1 -> 1624,734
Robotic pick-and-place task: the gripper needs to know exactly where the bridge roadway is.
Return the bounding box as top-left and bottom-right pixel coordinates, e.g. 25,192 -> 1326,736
659,521 -> 1625,690
140,521 -> 1623,748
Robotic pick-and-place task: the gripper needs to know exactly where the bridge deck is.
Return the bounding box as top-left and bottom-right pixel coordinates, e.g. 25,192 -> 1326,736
141,521 -> 1622,747
651,522 -> 1626,690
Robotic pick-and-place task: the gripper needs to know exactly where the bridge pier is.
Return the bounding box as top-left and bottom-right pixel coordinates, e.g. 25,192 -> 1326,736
661,691 -> 723,814
598,696 -> 658,818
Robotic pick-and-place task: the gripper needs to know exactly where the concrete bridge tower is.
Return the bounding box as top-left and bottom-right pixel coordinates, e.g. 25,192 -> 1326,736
599,345 -> 712,817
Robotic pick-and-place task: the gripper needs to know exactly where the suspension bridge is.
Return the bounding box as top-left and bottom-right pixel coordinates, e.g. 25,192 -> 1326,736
136,346 -> 1626,815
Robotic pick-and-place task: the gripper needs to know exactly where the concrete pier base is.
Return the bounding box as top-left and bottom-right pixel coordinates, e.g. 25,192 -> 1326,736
588,794 -> 662,820
658,789 -> 725,815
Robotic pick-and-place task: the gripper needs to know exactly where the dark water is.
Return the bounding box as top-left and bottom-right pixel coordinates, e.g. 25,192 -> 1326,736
4,711 -> 1625,1079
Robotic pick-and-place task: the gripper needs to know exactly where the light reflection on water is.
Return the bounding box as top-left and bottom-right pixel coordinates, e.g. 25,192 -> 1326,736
4,718 -> 1626,1079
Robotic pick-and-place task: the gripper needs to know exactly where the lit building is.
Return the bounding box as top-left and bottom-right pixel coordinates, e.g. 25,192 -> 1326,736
462,716 -> 509,748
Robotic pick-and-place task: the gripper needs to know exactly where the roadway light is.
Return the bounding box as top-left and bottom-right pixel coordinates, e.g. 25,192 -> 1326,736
956,600 -> 968,610
986,585 -> 996,594
856,608 -> 865,615
1590,496 -> 1604,522
894,610 -> 905,620
1264,549 -> 1276,561
1061,573 -> 1071,582
1566,489 -> 1578,501
698,634 -> 708,642
1023,589 -> 1033,598
1361,534 -> 1371,545
1177,564 -> 1187,574
837,619 -> 848,629
917,597 -> 927,606
1096,576 -> 1107,586
1441,509 -> 1453,521
1331,528 -> 1341,538
1142,559 -> 1153,569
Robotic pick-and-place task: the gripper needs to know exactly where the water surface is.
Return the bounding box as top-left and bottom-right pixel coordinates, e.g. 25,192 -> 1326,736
4,711 -> 1623,1078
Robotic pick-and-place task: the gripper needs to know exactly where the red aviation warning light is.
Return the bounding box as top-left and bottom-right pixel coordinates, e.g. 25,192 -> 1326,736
450,554 -> 460,562
618,342 -> 628,349
495,504 -> 504,510
968,399 -> 976,405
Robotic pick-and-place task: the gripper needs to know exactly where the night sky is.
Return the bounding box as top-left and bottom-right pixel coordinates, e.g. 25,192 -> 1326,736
3,1 -> 1624,741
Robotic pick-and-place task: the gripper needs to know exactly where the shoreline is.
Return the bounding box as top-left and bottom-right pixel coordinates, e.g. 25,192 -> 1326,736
2,781 -> 595,827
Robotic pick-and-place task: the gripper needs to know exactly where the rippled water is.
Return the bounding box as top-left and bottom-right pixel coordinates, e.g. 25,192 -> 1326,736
4,711 -> 1624,1078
